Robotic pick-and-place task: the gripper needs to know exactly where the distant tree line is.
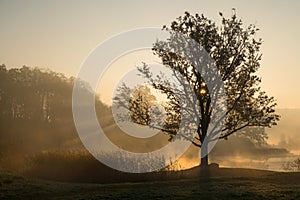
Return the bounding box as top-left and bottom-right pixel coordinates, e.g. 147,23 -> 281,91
0,65 -> 74,122
0,64 -> 109,155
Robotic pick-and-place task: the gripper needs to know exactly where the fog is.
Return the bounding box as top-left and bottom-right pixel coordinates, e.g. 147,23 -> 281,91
174,109 -> 300,171
267,109 -> 300,154
0,66 -> 299,174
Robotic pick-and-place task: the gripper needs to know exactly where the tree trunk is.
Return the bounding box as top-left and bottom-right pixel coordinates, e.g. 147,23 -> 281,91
200,140 -> 209,167
200,155 -> 208,167
199,141 -> 209,177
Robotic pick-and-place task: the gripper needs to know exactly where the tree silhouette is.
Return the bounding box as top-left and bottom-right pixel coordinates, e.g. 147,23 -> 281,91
114,11 -> 280,167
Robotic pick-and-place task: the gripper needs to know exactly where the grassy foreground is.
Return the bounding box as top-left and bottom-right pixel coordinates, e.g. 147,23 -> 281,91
1,168 -> 300,200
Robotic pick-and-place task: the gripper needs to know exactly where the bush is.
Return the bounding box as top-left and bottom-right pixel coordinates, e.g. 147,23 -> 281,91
282,158 -> 300,172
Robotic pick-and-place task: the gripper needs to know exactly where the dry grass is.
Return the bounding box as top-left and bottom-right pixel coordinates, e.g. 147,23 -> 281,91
20,150 -> 182,183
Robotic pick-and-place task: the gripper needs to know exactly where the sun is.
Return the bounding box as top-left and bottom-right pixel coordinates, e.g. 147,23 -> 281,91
199,88 -> 206,95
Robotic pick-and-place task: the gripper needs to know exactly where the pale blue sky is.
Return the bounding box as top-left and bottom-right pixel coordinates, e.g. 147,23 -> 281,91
0,0 -> 299,108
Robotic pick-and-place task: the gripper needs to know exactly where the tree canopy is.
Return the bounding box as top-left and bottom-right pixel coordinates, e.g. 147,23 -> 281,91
114,11 -> 280,166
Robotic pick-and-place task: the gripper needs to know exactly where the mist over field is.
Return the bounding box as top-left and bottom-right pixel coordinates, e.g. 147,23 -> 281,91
181,109 -> 300,171
267,109 -> 300,154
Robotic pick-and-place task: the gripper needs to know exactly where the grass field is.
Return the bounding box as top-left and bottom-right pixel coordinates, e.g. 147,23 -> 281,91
1,168 -> 300,200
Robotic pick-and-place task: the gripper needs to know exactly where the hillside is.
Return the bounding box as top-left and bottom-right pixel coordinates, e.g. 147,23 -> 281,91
1,168 -> 300,200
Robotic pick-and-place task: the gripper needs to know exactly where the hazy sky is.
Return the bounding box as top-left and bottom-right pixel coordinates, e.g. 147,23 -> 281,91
1,0 -> 300,108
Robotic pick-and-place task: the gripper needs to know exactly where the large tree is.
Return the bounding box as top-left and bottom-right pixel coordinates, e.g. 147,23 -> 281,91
114,11 -> 279,167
